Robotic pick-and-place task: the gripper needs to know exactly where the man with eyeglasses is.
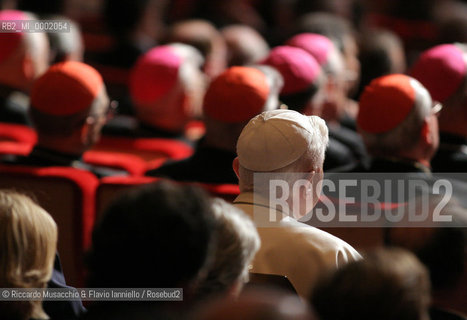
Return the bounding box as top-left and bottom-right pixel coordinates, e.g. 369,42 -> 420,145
3,61 -> 125,177
357,74 -> 440,174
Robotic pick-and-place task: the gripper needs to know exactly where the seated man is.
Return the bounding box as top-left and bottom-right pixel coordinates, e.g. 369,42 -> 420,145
297,12 -> 361,120
386,198 -> 467,319
4,61 -> 123,177
104,43 -> 205,140
411,43 -> 467,173
311,248 -> 431,320
0,10 -> 49,125
84,181 -> 216,319
285,34 -> 368,171
233,109 -> 361,298
147,65 -> 283,184
357,74 -> 439,174
196,198 -> 260,300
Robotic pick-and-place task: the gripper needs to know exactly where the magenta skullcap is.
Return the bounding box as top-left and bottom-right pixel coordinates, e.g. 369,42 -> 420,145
261,46 -> 321,95
286,33 -> 334,66
130,45 -> 182,105
0,10 -> 27,63
410,44 -> 466,102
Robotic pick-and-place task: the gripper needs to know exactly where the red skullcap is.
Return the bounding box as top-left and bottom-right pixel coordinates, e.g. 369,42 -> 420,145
130,46 -> 182,105
203,66 -> 270,123
31,61 -> 103,115
0,10 -> 27,63
358,74 -> 416,134
410,44 -> 466,103
261,46 -> 321,95
286,33 -> 334,66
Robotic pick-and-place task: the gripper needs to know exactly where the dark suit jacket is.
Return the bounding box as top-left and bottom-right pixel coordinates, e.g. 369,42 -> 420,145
431,133 -> 467,173
4,146 -> 127,178
44,254 -> 86,320
147,142 -> 237,184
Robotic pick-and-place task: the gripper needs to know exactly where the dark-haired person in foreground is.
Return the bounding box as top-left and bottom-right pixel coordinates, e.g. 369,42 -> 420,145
285,33 -> 368,171
311,248 -> 431,320
83,181 -> 216,319
386,198 -> 467,320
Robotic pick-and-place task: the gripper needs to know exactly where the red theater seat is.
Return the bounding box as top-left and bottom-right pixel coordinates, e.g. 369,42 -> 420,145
0,123 -> 37,144
92,136 -> 194,170
96,176 -> 159,218
83,150 -> 148,176
0,123 -> 37,156
0,165 -> 98,287
96,177 -> 240,219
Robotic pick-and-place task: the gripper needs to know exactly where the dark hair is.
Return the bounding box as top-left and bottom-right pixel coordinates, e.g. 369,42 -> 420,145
18,0 -> 64,15
387,226 -> 465,291
104,0 -> 150,39
86,181 -> 216,289
311,248 -> 430,320
280,83 -> 319,113
356,29 -> 404,98
418,228 -> 465,290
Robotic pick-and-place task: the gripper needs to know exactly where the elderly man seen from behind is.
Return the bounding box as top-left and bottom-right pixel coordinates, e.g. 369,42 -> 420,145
233,109 -> 361,299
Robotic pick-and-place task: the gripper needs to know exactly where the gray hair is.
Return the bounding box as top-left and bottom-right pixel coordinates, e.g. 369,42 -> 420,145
359,78 -> 432,156
239,115 -> 329,192
197,198 -> 260,298
252,64 -> 284,112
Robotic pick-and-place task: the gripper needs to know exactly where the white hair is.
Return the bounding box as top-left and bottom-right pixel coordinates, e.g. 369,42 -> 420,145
323,43 -> 345,78
239,115 -> 329,192
251,64 -> 284,112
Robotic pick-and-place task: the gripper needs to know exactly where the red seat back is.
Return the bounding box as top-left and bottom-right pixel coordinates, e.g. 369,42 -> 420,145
0,123 -> 37,156
96,176 -> 159,219
96,176 -> 240,220
83,150 -> 148,176
92,136 -> 194,170
0,165 -> 98,287
0,123 -> 37,144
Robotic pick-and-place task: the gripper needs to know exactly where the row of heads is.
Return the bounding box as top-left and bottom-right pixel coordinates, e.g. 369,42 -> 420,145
29,40 -> 465,120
